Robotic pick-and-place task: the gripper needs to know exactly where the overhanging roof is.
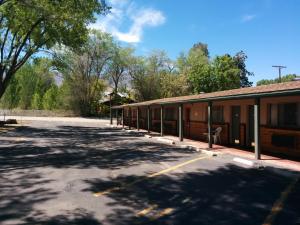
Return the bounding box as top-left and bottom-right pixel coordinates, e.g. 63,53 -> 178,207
112,81 -> 300,109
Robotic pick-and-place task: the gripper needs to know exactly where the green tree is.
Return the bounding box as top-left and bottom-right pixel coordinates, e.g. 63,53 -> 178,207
31,92 -> 43,109
17,63 -> 37,109
160,72 -> 189,98
0,75 -> 19,108
257,74 -> 297,86
107,46 -> 133,94
129,50 -> 191,101
0,1 -> 10,6
176,52 -> 188,75
184,42 -> 211,93
129,51 -> 168,101
191,42 -> 209,58
10,58 -> 56,109
181,43 -> 253,93
54,30 -> 112,116
234,51 -> 253,87
0,0 -> 108,97
56,80 -> 72,110
43,85 -> 58,110
212,54 -> 241,91
32,58 -> 55,97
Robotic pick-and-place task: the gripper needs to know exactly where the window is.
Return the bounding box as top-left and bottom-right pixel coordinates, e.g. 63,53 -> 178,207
212,106 -> 224,123
267,104 -> 277,126
268,103 -> 299,128
278,103 -> 298,127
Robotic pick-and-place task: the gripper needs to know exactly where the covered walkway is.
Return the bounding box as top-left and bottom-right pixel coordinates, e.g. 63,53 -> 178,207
112,81 -> 300,161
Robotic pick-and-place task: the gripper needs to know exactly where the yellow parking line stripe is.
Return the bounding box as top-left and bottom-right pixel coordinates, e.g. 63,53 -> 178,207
151,208 -> 175,220
94,155 -> 210,197
262,177 -> 299,225
93,187 -> 121,197
136,204 -> 158,217
147,156 -> 208,178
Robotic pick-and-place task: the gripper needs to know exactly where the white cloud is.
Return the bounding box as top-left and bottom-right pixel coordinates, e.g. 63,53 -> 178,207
241,14 -> 257,23
90,1 -> 166,43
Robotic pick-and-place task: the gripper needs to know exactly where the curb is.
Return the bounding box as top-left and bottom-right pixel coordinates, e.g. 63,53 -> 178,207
155,137 -> 175,145
177,145 -> 217,156
199,149 -> 218,157
106,124 -> 118,128
178,145 -> 197,151
125,129 -> 137,133
121,129 -> 217,157
233,157 -> 259,167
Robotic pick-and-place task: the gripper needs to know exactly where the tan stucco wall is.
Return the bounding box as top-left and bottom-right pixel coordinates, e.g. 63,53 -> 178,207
213,99 -> 255,124
183,99 -> 255,124
180,96 -> 300,126
183,103 -> 207,121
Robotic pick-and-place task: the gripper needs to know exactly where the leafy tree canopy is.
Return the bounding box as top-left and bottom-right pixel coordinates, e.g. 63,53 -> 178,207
257,74 -> 298,86
0,0 -> 108,97
182,43 -> 253,94
53,30 -> 113,116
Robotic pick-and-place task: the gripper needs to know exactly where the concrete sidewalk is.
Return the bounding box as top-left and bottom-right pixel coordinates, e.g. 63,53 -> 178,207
121,125 -> 300,172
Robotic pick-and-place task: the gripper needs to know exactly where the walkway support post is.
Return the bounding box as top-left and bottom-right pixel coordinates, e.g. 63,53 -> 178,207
178,104 -> 183,142
129,108 -> 132,130
109,94 -> 113,125
136,107 -> 140,131
160,105 -> 164,136
147,106 -> 150,133
254,98 -> 261,160
122,108 -> 124,129
208,101 -> 213,148
115,109 -> 118,125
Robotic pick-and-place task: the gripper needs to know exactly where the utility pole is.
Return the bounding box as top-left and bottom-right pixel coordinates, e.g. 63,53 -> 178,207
272,65 -> 287,83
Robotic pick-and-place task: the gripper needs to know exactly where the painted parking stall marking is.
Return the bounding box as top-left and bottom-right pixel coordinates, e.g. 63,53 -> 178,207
263,177 -> 299,225
94,155 -> 211,197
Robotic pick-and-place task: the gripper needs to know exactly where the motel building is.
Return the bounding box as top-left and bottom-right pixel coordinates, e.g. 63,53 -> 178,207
112,81 -> 300,160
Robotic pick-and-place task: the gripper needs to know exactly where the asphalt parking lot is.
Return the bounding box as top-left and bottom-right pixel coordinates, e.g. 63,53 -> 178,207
0,118 -> 299,225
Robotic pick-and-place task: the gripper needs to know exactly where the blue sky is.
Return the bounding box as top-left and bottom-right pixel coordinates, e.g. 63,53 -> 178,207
91,0 -> 300,84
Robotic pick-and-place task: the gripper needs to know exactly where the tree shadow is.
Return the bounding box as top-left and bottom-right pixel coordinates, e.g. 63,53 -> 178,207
0,126 -> 195,172
2,124 -> 299,224
0,170 -> 57,224
83,164 -> 300,225
0,124 -> 196,224
24,209 -> 103,225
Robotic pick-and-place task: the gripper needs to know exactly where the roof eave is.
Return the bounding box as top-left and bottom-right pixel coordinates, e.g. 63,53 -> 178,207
112,88 -> 300,109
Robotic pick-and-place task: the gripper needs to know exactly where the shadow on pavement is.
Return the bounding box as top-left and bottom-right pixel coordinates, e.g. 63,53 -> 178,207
0,124 -> 299,225
0,171 -> 56,223
84,164 -> 300,225
24,209 -> 103,225
0,124 -> 193,224
0,125 -> 194,172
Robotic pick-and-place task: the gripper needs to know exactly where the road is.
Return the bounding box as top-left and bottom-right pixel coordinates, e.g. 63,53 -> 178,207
0,118 -> 299,225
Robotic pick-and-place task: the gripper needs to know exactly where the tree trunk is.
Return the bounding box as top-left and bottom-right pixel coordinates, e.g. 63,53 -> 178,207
0,70 -> 15,99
